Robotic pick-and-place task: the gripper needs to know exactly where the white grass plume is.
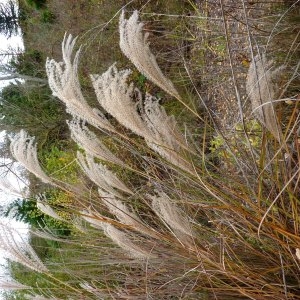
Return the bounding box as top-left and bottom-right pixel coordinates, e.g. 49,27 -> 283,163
150,191 -> 194,245
27,297 -> 57,300
91,64 -> 152,138
81,209 -> 151,259
10,130 -> 80,194
143,94 -> 186,150
46,34 -> 114,132
79,282 -> 109,298
119,10 -> 180,99
104,224 -> 151,259
0,177 -> 24,198
296,248 -> 300,261
91,65 -> 193,173
0,279 -> 31,291
246,53 -> 283,141
143,94 -> 194,173
30,228 -> 66,242
0,222 -> 48,273
100,189 -> 156,237
10,130 -> 52,185
68,118 -> 123,165
77,152 -> 133,196
36,194 -> 63,221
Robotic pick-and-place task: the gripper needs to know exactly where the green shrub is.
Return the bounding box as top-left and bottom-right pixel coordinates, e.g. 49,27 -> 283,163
25,0 -> 46,10
10,49 -> 45,77
41,144 -> 79,184
40,9 -> 55,23
0,83 -> 66,139
2,197 -> 72,236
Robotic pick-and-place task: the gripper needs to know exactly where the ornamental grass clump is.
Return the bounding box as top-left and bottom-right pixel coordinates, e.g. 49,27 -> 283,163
6,6 -> 300,300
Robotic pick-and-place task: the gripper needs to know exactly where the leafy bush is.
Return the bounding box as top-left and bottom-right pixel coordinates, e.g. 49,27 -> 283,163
40,9 -> 55,24
10,49 -> 45,78
40,144 -> 79,183
25,0 -> 46,10
0,83 -> 67,139
2,197 -> 72,236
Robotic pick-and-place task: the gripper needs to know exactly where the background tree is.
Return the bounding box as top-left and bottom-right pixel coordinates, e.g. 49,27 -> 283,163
2,196 -> 72,236
0,82 -> 68,139
0,0 -> 19,38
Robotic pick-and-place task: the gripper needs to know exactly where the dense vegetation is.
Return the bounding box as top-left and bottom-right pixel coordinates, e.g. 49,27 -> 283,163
0,0 -> 299,299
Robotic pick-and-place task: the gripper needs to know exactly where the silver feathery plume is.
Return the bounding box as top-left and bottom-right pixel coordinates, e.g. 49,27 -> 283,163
99,189 -> 156,237
119,10 -> 180,99
36,194 -> 64,221
0,177 -> 25,198
81,209 -> 151,259
246,53 -> 283,141
10,130 -> 52,185
91,64 -> 152,138
0,279 -> 31,291
143,94 -> 194,173
150,191 -> 194,246
67,118 -> 123,165
46,34 -> 114,132
103,224 -> 151,259
91,65 -> 193,173
77,152 -> 133,196
0,222 -> 48,273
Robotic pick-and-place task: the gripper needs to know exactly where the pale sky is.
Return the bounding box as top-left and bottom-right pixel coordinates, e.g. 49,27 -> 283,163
0,1 -> 28,298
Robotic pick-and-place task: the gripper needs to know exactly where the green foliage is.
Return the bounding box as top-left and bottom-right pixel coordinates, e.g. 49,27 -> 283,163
209,119 -> 263,160
0,83 -> 66,138
130,70 -> 147,91
3,198 -> 40,225
10,49 -> 45,78
25,0 -> 46,10
40,9 -> 55,23
41,144 -> 79,183
2,197 -> 72,236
